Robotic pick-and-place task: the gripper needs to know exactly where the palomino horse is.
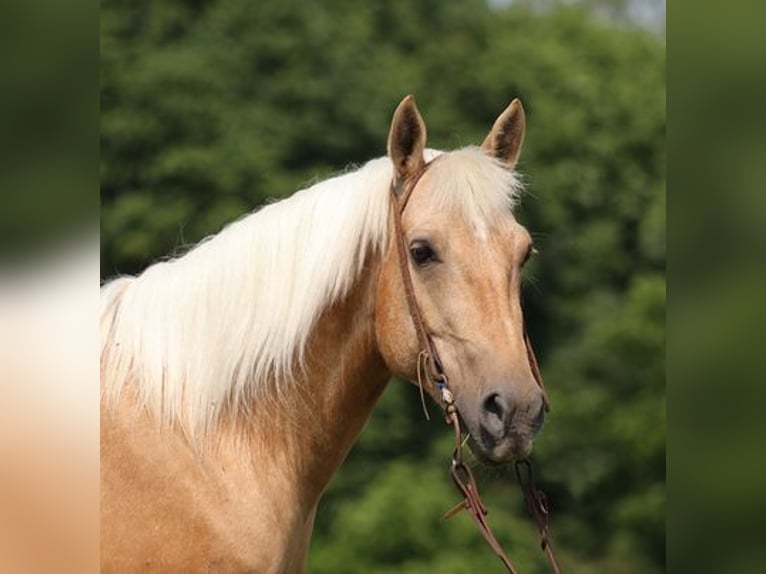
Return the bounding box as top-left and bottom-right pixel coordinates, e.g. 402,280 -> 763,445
101,96 -> 547,572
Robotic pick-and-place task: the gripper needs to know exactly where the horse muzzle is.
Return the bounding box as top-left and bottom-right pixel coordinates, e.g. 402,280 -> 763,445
466,389 -> 546,465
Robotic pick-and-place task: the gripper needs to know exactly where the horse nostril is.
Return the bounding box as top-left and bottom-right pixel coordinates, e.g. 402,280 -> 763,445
483,392 -> 504,417
481,393 -> 511,434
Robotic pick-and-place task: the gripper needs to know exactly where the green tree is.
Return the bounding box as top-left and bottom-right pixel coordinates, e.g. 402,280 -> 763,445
101,1 -> 665,571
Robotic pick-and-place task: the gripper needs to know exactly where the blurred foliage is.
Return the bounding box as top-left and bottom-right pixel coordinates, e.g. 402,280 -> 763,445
0,0 -> 96,262
101,0 -> 664,571
670,1 -> 766,572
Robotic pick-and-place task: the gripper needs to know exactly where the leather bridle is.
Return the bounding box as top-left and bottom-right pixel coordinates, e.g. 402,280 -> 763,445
389,161 -> 562,573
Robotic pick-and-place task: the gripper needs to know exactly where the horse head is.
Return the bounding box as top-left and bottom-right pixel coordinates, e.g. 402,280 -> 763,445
375,96 -> 547,465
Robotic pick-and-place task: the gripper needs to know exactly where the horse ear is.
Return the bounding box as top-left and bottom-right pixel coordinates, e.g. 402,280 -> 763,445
387,95 -> 427,192
481,98 -> 526,169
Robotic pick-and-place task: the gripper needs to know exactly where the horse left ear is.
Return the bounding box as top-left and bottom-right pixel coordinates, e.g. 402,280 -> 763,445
481,98 -> 526,170
388,95 -> 427,195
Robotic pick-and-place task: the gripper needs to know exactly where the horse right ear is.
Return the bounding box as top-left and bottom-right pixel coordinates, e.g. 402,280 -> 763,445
387,95 -> 427,195
481,98 -> 526,170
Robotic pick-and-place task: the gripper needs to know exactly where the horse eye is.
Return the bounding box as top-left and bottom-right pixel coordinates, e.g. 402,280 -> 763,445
410,241 -> 436,267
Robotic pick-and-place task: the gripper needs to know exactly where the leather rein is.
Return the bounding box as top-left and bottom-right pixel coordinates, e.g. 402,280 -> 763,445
390,162 -> 562,574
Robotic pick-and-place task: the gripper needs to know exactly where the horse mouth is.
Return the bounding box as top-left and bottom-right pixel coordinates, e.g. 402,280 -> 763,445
466,431 -> 534,466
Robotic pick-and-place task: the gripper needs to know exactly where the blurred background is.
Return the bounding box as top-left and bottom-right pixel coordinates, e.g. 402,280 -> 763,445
101,0 -> 665,572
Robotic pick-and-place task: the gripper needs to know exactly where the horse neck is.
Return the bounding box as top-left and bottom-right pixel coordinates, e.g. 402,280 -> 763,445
245,253 -> 390,508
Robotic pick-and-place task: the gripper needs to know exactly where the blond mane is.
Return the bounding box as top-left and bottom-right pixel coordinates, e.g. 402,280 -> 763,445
100,147 -> 522,435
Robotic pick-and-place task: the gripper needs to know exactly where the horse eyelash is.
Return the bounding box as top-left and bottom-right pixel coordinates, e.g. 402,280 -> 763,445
522,245 -> 537,267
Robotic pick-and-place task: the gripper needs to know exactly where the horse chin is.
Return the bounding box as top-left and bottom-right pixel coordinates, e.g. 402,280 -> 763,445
466,433 -> 534,467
